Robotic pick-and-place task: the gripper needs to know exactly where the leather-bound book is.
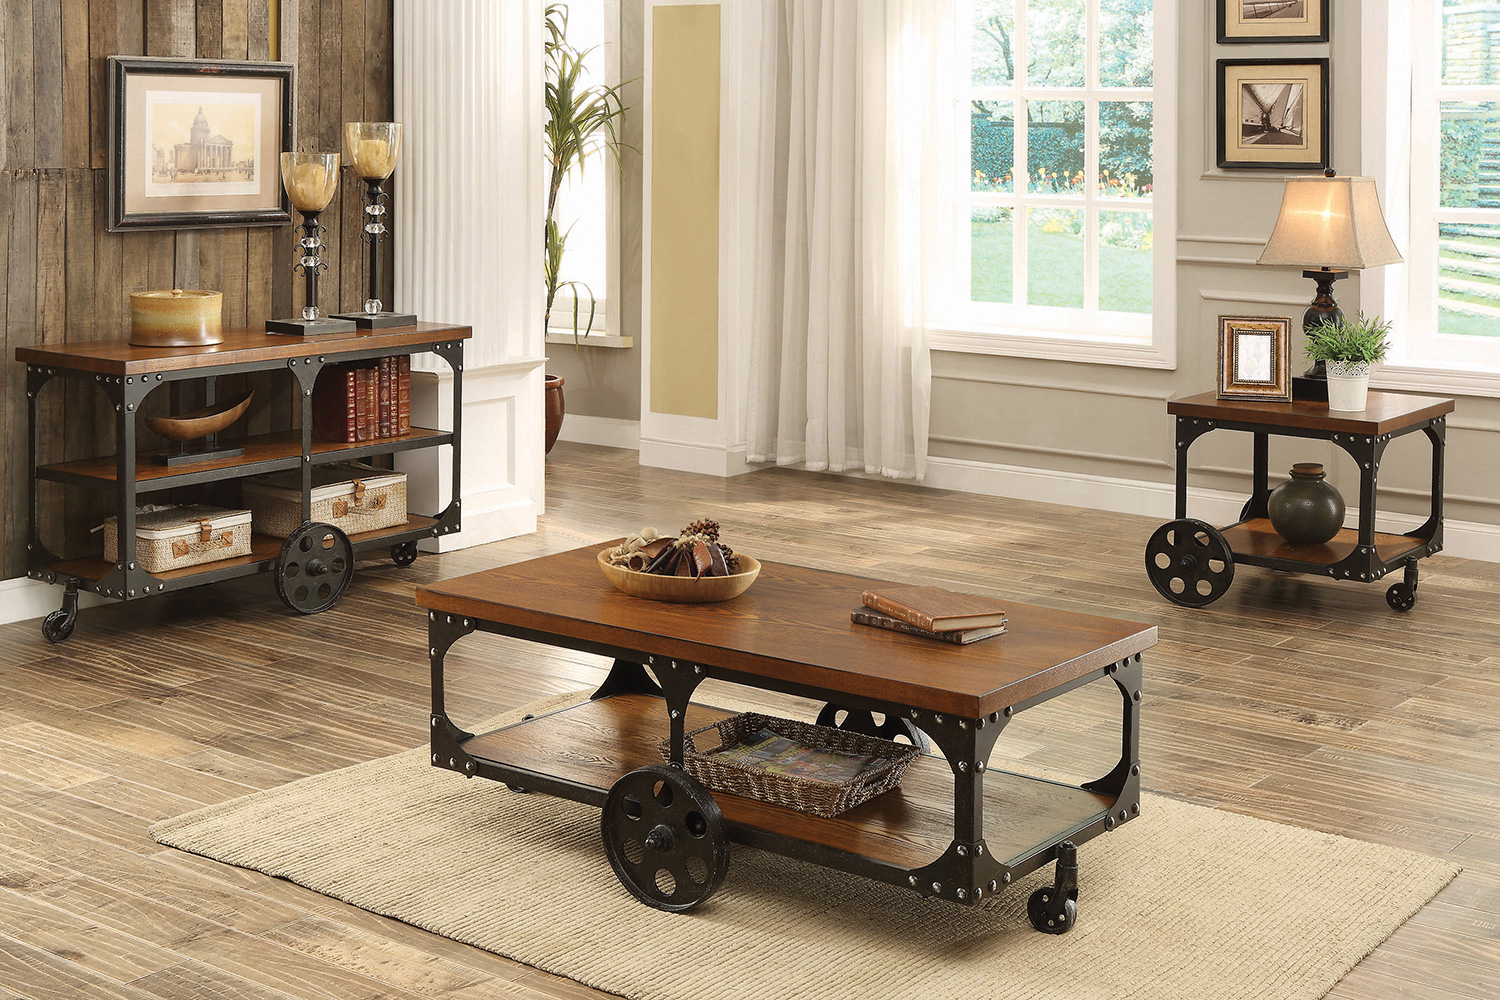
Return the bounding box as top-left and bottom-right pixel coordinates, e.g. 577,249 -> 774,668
397,355 -> 411,434
378,356 -> 392,439
860,584 -> 1006,633
311,364 -> 358,443
850,607 -> 1005,645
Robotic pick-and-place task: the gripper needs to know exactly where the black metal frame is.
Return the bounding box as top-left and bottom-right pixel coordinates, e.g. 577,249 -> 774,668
1216,0 -> 1330,45
1173,411 -> 1446,585
1215,58 -> 1332,172
426,612 -> 1144,908
24,337 -> 464,617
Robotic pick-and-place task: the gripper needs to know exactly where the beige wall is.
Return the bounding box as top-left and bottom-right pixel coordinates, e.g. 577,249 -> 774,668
930,1 -> 1500,534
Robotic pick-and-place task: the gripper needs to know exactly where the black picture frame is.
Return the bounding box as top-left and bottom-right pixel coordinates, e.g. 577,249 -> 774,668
1217,0 -> 1330,45
1216,58 -> 1331,172
108,56 -> 294,232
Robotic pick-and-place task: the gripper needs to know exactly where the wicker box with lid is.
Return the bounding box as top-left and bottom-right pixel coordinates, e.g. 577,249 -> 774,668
243,461 -> 407,538
102,505 -> 252,574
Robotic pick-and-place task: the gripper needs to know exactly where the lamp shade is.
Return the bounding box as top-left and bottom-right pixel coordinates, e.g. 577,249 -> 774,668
1256,175 -> 1403,270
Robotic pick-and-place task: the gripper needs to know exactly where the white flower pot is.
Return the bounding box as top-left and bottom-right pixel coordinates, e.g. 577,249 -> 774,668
1325,360 -> 1372,412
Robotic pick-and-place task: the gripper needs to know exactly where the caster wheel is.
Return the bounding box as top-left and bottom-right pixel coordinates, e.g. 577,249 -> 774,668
1145,518 -> 1235,608
41,609 -> 75,644
1027,886 -> 1078,934
815,703 -> 930,752
1386,583 -> 1416,612
391,540 -> 418,568
602,764 -> 729,912
506,784 -> 531,794
275,522 -> 354,615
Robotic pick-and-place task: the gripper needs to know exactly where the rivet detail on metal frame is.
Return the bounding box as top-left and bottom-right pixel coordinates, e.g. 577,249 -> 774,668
956,888 -> 967,901
432,716 -> 441,727
908,875 -> 918,886
956,845 -> 968,857
931,882 -> 941,893
1001,872 -> 1011,884
432,754 -> 440,764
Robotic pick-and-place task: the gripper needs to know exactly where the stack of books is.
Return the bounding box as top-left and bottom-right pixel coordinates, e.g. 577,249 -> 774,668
311,356 -> 412,444
852,584 -> 1007,645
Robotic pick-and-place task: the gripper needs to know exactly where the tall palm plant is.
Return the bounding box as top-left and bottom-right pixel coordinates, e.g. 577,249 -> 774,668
544,3 -> 631,339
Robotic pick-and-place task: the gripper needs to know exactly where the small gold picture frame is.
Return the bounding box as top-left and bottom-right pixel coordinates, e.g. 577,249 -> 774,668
1218,316 -> 1291,401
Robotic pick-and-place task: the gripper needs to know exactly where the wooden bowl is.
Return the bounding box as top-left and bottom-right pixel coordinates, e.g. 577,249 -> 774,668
598,549 -> 760,603
130,289 -> 224,347
144,390 -> 254,442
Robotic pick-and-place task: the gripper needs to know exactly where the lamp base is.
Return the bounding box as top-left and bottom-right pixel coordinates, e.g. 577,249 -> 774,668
265,316 -> 359,336
329,310 -> 418,330
1292,375 -> 1329,403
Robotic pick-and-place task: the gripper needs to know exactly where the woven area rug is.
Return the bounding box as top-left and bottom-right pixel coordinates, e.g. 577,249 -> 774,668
151,693 -> 1458,1000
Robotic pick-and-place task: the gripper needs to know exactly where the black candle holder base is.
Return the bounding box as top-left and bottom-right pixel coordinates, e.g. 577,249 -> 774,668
266,316 -> 359,336
329,310 -> 418,330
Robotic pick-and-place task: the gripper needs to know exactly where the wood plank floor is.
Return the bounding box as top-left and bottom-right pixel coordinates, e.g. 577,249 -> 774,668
1,441 -> 1497,999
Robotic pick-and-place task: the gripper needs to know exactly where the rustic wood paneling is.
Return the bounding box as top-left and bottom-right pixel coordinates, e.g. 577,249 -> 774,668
1,0 -> 394,578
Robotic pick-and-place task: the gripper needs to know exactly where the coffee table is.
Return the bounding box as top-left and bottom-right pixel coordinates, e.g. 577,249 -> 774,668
416,543 -> 1157,931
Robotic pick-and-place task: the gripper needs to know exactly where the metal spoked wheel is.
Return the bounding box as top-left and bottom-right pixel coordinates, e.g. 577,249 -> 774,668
602,764 -> 730,912
391,540 -> 418,568
815,703 -> 930,752
275,522 -> 354,615
1144,518 -> 1235,608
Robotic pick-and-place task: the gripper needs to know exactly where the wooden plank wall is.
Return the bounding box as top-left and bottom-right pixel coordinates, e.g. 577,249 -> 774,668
1,0 -> 396,580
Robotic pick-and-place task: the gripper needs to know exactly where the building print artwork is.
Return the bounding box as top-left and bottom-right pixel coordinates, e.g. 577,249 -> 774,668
145,96 -> 260,198
1240,82 -> 1305,146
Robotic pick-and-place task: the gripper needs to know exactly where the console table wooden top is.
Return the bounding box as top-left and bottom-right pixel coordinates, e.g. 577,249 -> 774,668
15,321 -> 471,376
416,543 -> 1158,719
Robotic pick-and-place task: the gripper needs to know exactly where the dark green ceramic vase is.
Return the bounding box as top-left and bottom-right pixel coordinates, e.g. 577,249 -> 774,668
1268,463 -> 1345,546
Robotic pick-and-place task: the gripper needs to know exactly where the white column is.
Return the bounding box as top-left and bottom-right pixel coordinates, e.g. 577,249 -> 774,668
393,0 -> 547,548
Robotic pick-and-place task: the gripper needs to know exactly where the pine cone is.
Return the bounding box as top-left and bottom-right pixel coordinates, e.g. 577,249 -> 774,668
682,518 -> 721,542
718,542 -> 739,574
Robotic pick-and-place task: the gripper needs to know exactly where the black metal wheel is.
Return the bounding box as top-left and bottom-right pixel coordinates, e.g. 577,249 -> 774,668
41,609 -> 75,644
815,703 -> 930,752
391,540 -> 418,568
1144,518 -> 1235,608
1027,886 -> 1078,934
275,522 -> 354,615
602,764 -> 729,912
1386,583 -> 1417,612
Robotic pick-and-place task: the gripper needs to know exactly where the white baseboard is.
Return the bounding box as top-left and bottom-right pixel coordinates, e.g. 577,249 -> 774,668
638,437 -> 758,478
925,455 -> 1500,564
0,576 -> 107,627
556,414 -> 641,450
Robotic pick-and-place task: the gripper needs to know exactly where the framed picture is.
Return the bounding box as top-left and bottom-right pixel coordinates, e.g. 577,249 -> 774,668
1217,316 -> 1292,402
1216,59 -> 1330,171
1217,0 -> 1330,45
108,56 -> 293,231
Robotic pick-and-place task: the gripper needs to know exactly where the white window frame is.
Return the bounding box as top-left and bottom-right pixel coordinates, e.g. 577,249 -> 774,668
1366,0 -> 1500,396
930,0 -> 1177,370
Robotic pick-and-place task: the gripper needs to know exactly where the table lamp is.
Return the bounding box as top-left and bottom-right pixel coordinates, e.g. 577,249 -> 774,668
266,152 -> 357,336
331,122 -> 418,329
1256,169 -> 1402,399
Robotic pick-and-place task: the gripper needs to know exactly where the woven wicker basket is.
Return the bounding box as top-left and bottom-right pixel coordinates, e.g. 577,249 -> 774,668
660,712 -> 923,818
244,461 -> 406,538
102,504 -> 252,574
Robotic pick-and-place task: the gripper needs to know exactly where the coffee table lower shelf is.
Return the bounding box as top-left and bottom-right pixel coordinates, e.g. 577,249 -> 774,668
461,693 -> 1113,879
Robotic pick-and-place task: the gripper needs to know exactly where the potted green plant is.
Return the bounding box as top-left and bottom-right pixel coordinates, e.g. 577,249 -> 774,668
542,3 -> 631,453
1304,313 -> 1392,412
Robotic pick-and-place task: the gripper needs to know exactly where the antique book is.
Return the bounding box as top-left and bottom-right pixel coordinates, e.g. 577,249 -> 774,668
310,364 -> 358,443
378,356 -> 392,439
364,363 -> 377,441
860,584 -> 1006,633
353,366 -> 372,442
851,607 -> 1005,645
397,355 -> 411,434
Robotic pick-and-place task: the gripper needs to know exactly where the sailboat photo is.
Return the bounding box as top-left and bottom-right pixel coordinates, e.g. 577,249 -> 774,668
1240,82 -> 1305,146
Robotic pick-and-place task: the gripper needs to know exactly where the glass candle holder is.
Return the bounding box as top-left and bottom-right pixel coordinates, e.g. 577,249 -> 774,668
280,152 -> 340,213
345,122 -> 403,180
266,152 -> 355,333
331,122 -> 415,327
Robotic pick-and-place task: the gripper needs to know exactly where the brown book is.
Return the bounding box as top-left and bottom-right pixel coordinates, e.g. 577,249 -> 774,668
378,356 -> 392,438
354,366 -> 371,442
311,364 -> 358,443
365,363 -> 377,441
860,585 -> 1006,633
851,607 -> 1005,645
397,355 -> 411,434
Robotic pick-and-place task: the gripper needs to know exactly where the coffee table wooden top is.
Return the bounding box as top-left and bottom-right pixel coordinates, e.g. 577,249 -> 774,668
1168,390 -> 1453,436
416,544 -> 1157,719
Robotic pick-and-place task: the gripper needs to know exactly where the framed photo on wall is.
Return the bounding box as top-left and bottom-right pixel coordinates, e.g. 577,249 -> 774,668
1217,316 -> 1292,402
1217,0 -> 1330,45
108,56 -> 294,231
1216,59 -> 1330,171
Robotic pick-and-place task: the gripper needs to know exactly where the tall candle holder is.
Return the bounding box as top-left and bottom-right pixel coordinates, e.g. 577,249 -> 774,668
267,152 -> 356,336
331,122 -> 417,329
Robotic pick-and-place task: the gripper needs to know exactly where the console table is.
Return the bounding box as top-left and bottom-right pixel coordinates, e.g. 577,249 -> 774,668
16,322 -> 469,641
1146,390 -> 1453,611
417,544 -> 1157,931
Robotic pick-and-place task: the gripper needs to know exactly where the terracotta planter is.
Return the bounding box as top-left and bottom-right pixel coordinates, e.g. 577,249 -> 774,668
544,374 -> 565,454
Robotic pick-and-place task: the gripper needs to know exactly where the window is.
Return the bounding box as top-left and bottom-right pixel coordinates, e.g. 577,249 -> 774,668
932,0 -> 1176,368
1402,0 -> 1500,375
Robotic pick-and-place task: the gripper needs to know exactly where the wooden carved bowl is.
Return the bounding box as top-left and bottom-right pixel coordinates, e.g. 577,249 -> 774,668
597,549 -> 760,603
144,390 -> 254,442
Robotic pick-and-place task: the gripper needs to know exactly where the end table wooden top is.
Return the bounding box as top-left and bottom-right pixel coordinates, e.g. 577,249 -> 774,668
1168,390 -> 1454,436
416,544 -> 1157,719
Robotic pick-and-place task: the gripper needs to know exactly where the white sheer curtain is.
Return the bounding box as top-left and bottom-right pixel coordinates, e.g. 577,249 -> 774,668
744,0 -> 955,481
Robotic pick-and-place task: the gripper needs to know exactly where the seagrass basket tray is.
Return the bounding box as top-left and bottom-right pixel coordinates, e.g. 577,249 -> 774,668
102,504 -> 251,574
660,712 -> 923,819
244,461 -> 406,538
